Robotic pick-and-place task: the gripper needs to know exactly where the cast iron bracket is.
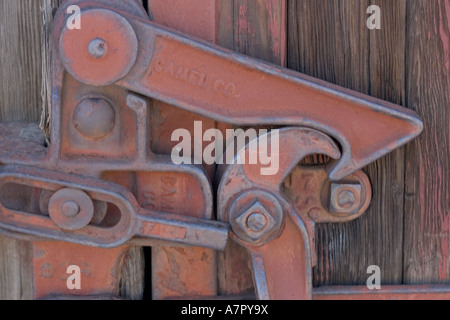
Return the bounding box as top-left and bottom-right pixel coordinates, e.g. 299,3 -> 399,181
0,0 -> 437,300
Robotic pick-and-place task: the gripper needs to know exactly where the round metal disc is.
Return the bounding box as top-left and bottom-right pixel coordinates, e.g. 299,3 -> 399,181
59,0 -> 149,20
59,8 -> 138,86
48,188 -> 94,231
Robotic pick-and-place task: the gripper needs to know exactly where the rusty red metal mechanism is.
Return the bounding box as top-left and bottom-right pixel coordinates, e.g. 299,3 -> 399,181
0,0 -> 447,300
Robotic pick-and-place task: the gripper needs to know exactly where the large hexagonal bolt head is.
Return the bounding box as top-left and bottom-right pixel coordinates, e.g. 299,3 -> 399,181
330,182 -> 362,215
235,201 -> 278,241
229,191 -> 284,245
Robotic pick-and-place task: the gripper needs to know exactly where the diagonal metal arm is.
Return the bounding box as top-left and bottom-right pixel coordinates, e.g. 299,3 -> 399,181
54,4 -> 423,181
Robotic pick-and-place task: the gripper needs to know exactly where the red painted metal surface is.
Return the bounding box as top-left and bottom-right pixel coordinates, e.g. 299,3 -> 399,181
114,18 -> 422,181
0,0 -> 434,300
0,165 -> 228,249
217,128 -> 370,299
33,242 -> 128,299
149,0 -> 217,42
148,0 -> 218,300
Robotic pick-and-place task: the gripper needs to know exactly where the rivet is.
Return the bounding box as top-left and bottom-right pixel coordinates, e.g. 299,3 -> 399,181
61,200 -> 80,218
73,98 -> 115,140
88,38 -> 108,59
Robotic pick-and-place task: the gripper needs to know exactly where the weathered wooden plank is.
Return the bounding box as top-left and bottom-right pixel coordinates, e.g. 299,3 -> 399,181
404,0 -> 450,284
0,0 -> 42,122
219,0 -> 286,65
148,0 -> 216,42
217,0 -> 286,296
0,0 -> 145,300
288,0 -> 406,286
40,0 -> 62,139
0,235 -> 33,300
0,0 -> 42,300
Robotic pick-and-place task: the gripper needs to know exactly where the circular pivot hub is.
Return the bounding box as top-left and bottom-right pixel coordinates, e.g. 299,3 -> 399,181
59,8 -> 138,86
73,98 -> 116,140
48,188 -> 94,231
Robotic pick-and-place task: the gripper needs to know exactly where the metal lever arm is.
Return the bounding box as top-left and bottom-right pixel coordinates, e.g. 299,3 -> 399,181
0,165 -> 228,250
55,4 -> 423,181
217,127 -> 371,299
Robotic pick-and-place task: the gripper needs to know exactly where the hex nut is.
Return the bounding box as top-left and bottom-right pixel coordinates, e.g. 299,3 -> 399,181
235,201 -> 278,241
330,183 -> 362,215
229,191 -> 284,245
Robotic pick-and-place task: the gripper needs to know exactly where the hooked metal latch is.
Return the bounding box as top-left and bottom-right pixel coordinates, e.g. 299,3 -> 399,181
0,0 -> 427,300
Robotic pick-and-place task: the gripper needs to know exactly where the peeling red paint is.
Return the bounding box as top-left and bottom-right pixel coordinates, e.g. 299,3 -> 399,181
149,0 -> 217,42
238,3 -> 250,41
265,0 -> 287,66
440,0 -> 450,70
147,0 -> 218,300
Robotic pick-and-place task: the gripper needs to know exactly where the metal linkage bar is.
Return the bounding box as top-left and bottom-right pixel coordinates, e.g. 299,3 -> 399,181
0,165 -> 228,250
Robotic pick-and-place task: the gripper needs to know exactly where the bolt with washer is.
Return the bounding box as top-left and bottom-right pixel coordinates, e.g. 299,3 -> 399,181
229,191 -> 284,245
330,183 -> 362,215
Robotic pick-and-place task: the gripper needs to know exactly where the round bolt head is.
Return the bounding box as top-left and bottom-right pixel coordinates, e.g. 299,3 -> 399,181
73,98 -> 116,140
337,190 -> 356,208
330,183 -> 362,214
59,8 -> 138,86
308,207 -> 322,220
61,200 -> 80,218
88,38 -> 108,59
247,212 -> 268,233
48,188 -> 94,231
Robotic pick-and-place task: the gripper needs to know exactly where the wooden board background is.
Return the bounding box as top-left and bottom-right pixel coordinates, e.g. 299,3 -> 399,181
288,0 -> 449,287
0,0 -> 448,298
288,0 -> 407,286
0,0 -> 42,300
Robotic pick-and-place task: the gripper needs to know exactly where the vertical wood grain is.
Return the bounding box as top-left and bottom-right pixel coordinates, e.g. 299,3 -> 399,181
218,0 -> 286,65
0,0 -> 145,300
147,0 -> 219,300
0,235 -> 33,300
404,0 -> 450,284
0,0 -> 42,300
217,0 -> 286,295
40,0 -> 62,139
0,0 -> 42,122
288,0 -> 406,286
